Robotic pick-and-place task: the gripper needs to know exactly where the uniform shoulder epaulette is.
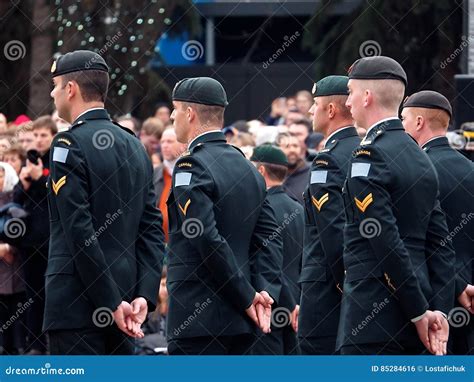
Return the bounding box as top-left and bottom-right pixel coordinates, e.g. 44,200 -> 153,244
360,128 -> 384,146
69,120 -> 86,130
319,138 -> 339,153
180,149 -> 191,158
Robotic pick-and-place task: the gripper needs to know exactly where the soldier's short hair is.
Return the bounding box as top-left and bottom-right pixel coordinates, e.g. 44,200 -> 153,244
322,95 -> 352,120
409,107 -> 450,131
366,79 -> 405,111
257,162 -> 288,182
183,102 -> 225,129
61,69 -> 109,103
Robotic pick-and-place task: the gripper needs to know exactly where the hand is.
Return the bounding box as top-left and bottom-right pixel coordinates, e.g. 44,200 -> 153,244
458,285 -> 474,314
291,305 -> 299,333
0,244 -> 13,265
246,292 -> 273,333
19,167 -> 31,190
27,158 -> 43,181
256,291 -> 273,334
127,297 -> 148,335
433,311 -> 449,355
414,310 -> 443,355
113,301 -> 144,338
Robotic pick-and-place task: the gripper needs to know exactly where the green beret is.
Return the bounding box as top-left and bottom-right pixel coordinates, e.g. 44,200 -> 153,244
172,77 -> 228,107
51,50 -> 108,77
348,56 -> 407,86
312,75 -> 349,97
250,145 -> 288,166
403,90 -> 452,119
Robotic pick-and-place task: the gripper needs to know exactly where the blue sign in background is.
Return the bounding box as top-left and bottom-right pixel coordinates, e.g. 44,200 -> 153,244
0,356 -> 472,382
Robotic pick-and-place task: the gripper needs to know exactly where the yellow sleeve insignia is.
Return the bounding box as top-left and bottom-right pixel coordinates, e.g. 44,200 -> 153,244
311,193 -> 329,212
52,176 -> 66,195
178,199 -> 191,216
354,193 -> 373,212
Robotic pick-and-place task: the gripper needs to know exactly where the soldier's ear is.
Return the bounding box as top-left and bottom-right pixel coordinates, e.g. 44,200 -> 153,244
186,106 -> 196,123
416,115 -> 424,130
327,102 -> 336,119
363,89 -> 371,108
66,80 -> 78,101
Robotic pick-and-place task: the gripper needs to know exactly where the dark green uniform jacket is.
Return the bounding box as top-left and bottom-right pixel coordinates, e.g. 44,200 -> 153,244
299,126 -> 360,341
166,131 -> 283,340
337,119 -> 455,349
44,109 -> 165,331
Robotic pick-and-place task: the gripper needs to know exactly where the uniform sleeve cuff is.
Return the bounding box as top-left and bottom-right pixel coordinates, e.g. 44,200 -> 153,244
434,310 -> 448,319
411,311 -> 427,323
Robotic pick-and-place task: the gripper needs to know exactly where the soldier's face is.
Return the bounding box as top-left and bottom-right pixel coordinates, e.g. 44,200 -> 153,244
401,108 -> 419,141
346,80 -> 365,127
51,77 -> 70,123
171,101 -> 189,144
309,97 -> 327,133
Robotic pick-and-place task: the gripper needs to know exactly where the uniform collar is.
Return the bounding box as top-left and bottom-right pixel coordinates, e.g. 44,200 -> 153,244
73,108 -> 110,125
188,130 -> 226,150
365,117 -> 400,137
324,126 -> 357,148
422,136 -> 449,151
267,185 -> 285,195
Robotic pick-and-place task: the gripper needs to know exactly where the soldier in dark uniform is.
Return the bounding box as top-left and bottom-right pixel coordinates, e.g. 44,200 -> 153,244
402,90 -> 474,354
337,56 -> 456,355
297,75 -> 360,354
250,144 -> 304,355
166,77 -> 283,355
45,50 -> 165,354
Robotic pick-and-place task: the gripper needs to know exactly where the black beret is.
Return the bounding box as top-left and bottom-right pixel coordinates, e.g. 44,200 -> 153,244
172,77 -> 228,107
402,90 -> 452,119
312,75 -> 349,97
51,50 -> 108,77
250,144 -> 288,166
348,56 -> 407,86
